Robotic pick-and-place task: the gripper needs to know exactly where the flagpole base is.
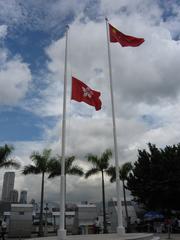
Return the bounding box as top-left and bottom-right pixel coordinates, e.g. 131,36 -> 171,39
57,229 -> 66,240
117,225 -> 125,236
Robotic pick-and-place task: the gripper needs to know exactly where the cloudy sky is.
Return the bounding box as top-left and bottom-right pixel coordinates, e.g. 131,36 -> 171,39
0,0 -> 180,204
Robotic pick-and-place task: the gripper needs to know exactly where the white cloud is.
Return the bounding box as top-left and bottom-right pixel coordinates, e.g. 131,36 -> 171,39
0,55 -> 31,105
0,24 -> 32,106
0,25 -> 7,39
40,6 -> 180,119
1,0 -> 180,203
24,1 -> 180,203
0,0 -> 91,33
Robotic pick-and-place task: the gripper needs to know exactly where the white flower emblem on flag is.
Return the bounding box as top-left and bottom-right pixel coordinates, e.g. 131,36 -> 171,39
82,87 -> 93,98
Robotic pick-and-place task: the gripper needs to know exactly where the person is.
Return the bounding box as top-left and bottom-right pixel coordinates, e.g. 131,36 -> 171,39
94,217 -> 100,234
1,219 -> 7,240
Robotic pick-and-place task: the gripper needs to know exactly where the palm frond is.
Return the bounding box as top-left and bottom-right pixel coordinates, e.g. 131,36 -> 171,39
48,156 -> 83,178
48,159 -> 61,179
85,168 -> 99,178
22,165 -> 40,175
101,149 -> 112,162
48,158 -> 60,169
98,149 -> 112,170
30,151 -> 42,165
30,148 -> 52,171
48,172 -> 59,178
0,144 -> 14,165
107,162 -> 133,182
106,165 -> 116,183
43,149 -> 52,158
119,162 -> 133,180
0,160 -> 20,169
65,156 -> 75,170
86,154 -> 99,166
68,165 -> 84,176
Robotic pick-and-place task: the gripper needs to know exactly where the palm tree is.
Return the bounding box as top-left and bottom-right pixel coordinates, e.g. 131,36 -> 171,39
48,156 -> 84,229
85,149 -> 112,233
22,149 -> 54,236
0,144 -> 20,169
48,156 -> 84,202
107,162 -> 133,232
48,155 -> 84,179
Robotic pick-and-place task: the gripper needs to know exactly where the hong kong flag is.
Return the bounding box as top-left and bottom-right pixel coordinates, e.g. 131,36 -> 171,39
109,23 -> 144,47
71,76 -> 102,111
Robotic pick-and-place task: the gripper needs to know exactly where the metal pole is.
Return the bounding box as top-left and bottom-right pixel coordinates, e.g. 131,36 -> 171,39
58,25 -> 69,240
105,18 -> 125,235
44,203 -> 48,236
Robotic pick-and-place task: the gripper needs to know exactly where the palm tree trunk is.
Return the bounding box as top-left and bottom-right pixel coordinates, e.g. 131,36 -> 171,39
123,180 -> 129,232
101,170 -> 107,233
39,171 -> 45,236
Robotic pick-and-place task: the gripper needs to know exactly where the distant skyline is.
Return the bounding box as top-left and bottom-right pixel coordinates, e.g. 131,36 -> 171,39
0,0 -> 180,203
1,172 -> 15,202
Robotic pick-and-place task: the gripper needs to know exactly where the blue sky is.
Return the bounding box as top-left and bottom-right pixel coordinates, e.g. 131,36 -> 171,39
1,29 -> 57,141
0,0 -> 102,142
0,0 -> 180,202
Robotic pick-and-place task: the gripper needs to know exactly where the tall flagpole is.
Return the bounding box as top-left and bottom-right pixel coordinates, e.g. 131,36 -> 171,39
58,25 -> 69,240
105,18 -> 125,235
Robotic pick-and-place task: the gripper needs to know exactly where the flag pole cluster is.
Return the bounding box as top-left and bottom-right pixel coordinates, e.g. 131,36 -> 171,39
59,20 -> 145,239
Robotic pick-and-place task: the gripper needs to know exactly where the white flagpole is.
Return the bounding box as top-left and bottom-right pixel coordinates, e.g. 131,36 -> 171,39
58,25 -> 69,240
105,18 -> 125,235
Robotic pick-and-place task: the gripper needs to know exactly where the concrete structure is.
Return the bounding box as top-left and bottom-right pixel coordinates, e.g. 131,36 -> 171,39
8,204 -> 33,237
1,172 -> 15,202
108,198 -> 137,232
19,190 -> 27,203
73,203 -> 98,235
0,201 -> 11,214
52,211 -> 75,234
9,189 -> 18,203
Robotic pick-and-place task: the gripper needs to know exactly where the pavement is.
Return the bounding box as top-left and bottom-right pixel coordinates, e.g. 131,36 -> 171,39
22,233 -> 157,240
6,233 -> 180,240
154,233 -> 180,240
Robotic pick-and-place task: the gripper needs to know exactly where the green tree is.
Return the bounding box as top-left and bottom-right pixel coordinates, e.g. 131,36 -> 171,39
48,156 -> 84,200
107,162 -> 132,231
22,149 -> 54,236
0,144 -> 20,169
127,143 -> 180,211
48,156 -> 84,179
85,149 -> 112,233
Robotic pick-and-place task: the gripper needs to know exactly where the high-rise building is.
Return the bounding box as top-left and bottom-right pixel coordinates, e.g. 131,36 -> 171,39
19,190 -> 27,204
1,172 -> 15,202
9,189 -> 18,203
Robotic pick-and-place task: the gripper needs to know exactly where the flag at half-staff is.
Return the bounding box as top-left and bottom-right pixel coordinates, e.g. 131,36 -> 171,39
71,76 -> 102,111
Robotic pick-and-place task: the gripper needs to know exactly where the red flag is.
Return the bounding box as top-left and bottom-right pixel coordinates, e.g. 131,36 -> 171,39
71,77 -> 102,111
109,23 -> 144,47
